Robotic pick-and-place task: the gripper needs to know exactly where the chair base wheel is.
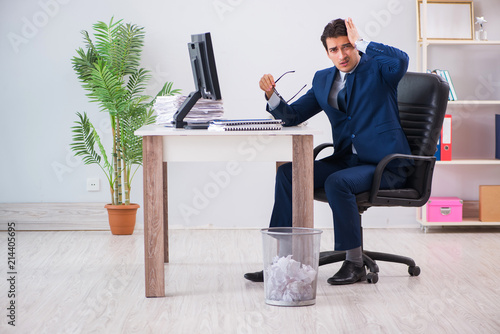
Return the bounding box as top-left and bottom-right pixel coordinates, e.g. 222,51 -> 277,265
409,266 -> 421,276
366,272 -> 378,284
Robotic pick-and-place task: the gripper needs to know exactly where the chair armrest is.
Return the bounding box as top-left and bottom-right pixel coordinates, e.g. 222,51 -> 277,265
369,153 -> 436,203
313,143 -> 334,159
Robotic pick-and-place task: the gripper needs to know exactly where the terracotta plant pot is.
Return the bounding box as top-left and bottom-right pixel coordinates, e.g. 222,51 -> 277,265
104,203 -> 140,235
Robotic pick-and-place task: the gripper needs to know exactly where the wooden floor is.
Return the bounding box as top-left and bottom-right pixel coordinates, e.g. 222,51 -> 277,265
1,227 -> 500,333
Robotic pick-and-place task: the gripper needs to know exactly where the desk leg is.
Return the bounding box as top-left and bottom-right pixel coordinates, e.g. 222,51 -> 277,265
163,162 -> 169,263
143,136 -> 165,297
292,135 -> 314,228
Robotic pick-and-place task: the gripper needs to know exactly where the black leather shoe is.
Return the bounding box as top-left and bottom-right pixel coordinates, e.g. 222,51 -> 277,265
244,271 -> 263,282
327,260 -> 366,285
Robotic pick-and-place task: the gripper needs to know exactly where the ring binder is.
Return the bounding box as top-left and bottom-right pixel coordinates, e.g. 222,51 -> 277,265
208,119 -> 284,131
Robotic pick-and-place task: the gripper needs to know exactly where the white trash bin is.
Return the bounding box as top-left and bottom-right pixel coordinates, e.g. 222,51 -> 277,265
261,227 -> 323,306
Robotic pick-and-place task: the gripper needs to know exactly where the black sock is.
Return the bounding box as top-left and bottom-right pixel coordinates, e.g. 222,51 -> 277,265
345,246 -> 363,267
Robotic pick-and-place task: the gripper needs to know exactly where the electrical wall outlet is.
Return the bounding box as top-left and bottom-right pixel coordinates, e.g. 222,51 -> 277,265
87,178 -> 100,191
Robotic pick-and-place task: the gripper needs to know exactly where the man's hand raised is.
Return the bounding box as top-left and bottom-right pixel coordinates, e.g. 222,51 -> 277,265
345,17 -> 360,47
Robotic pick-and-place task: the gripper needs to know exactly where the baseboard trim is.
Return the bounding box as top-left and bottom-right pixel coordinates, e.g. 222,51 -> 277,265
0,203 -> 110,231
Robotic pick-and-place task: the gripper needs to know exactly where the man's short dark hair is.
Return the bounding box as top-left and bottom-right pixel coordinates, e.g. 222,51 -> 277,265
320,19 -> 347,50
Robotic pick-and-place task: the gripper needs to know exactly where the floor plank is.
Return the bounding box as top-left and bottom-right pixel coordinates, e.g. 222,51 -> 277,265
1,228 -> 499,333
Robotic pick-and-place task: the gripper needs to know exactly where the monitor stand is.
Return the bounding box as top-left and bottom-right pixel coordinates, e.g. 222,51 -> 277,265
184,122 -> 210,129
173,90 -> 202,129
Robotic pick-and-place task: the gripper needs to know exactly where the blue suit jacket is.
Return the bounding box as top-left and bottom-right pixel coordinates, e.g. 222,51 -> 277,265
268,42 -> 411,165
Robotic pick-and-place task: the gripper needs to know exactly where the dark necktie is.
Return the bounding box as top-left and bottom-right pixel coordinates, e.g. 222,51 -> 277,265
337,84 -> 347,113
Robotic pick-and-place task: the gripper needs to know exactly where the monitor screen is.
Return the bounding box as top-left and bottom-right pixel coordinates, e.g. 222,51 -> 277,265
173,32 -> 222,128
190,32 -> 221,100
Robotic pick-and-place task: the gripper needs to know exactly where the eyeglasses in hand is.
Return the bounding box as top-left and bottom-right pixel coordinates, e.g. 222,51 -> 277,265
273,70 -> 307,104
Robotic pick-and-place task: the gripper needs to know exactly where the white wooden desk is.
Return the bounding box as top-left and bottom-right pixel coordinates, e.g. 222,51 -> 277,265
135,124 -> 319,297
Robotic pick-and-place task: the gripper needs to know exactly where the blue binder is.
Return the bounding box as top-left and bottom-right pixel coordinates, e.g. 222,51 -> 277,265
435,135 -> 441,161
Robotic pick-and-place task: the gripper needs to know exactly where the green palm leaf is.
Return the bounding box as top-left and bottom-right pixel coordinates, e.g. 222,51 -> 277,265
72,47 -> 97,86
120,102 -> 156,166
154,81 -> 183,102
93,17 -> 122,64
114,23 -> 144,77
71,112 -> 103,166
86,60 -> 128,114
126,68 -> 151,100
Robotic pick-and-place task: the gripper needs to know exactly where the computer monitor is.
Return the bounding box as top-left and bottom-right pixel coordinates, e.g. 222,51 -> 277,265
173,32 -> 222,128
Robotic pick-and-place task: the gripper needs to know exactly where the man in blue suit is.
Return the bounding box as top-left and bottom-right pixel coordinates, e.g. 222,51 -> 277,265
245,18 -> 411,285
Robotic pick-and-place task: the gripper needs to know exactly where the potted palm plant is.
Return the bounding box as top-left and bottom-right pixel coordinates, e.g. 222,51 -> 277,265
70,17 -> 180,234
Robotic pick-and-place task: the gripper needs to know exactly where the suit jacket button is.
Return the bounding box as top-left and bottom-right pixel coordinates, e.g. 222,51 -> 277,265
351,134 -> 355,138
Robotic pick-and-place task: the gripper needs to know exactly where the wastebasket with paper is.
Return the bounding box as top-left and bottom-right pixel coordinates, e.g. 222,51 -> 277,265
261,227 -> 323,306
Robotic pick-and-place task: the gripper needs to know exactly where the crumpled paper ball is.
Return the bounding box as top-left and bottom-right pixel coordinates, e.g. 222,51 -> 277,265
265,255 -> 317,302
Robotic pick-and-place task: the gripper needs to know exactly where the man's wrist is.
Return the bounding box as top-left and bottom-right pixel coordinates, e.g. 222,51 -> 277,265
267,92 -> 281,110
354,38 -> 369,53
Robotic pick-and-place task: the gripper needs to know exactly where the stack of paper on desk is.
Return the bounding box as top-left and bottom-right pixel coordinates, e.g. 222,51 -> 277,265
154,95 -> 224,125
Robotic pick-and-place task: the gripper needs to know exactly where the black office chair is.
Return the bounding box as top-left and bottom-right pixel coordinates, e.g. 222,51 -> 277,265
315,72 -> 449,283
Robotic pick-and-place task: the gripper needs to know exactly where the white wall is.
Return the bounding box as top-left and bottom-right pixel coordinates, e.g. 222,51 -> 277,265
1,0 -> 498,229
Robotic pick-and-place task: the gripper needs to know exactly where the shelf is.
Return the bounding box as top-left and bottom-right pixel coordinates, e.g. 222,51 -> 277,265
418,200 -> 500,232
448,100 -> 500,105
419,218 -> 500,226
418,40 -> 500,46
418,219 -> 500,232
436,159 -> 500,165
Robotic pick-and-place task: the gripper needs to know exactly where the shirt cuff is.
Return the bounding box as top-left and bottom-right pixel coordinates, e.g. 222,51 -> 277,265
355,39 -> 370,53
267,92 -> 281,110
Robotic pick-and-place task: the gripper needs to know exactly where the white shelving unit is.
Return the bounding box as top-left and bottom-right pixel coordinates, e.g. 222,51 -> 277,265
416,0 -> 500,231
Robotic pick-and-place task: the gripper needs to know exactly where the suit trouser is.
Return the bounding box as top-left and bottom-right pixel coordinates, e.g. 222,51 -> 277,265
269,153 -> 406,251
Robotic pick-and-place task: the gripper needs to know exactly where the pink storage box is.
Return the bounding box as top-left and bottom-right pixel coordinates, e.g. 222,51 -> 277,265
426,197 -> 463,222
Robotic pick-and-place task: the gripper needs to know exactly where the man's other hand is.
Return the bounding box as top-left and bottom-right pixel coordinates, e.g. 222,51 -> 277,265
259,74 -> 275,100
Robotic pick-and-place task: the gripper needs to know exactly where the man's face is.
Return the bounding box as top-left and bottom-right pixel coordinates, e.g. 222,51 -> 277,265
325,36 -> 360,73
